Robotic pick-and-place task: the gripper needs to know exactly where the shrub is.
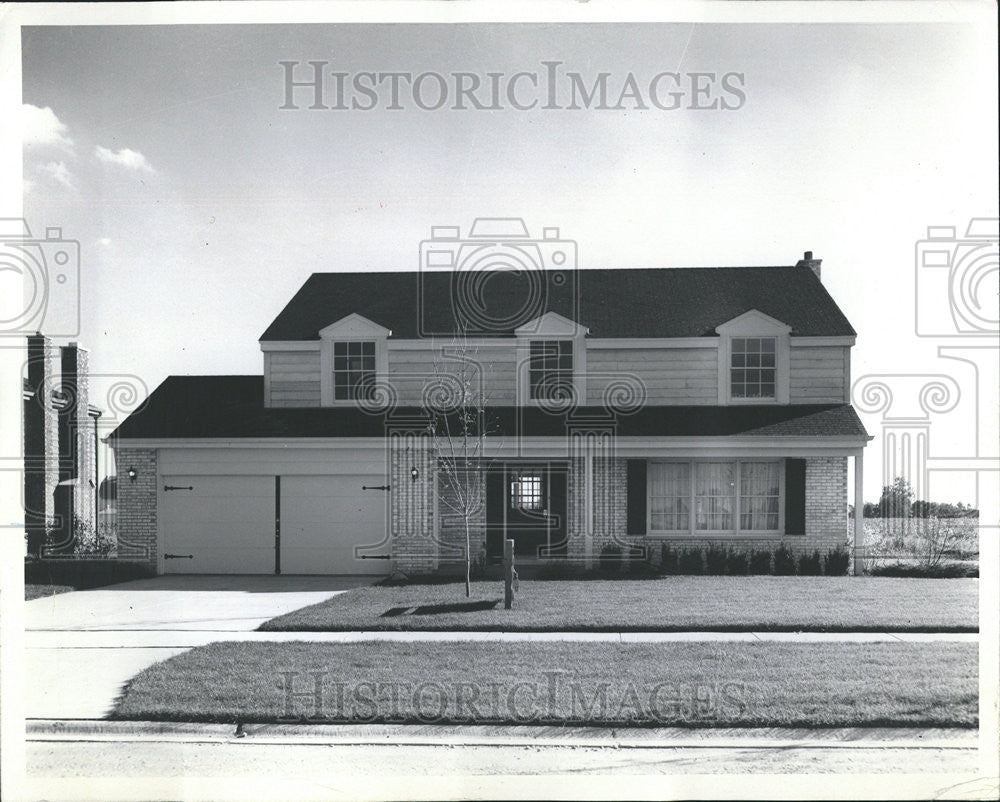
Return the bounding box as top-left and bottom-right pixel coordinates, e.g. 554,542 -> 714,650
726,548 -> 750,576
659,543 -> 680,576
705,544 -> 728,575
798,550 -> 823,576
824,545 -> 851,576
678,547 -> 704,575
24,558 -> 154,590
748,549 -> 772,575
773,544 -> 797,575
870,562 -> 978,578
598,544 -> 622,572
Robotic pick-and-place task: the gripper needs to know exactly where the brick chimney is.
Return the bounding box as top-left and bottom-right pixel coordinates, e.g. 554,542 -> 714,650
55,342 -> 94,550
24,333 -> 58,555
796,250 -> 823,280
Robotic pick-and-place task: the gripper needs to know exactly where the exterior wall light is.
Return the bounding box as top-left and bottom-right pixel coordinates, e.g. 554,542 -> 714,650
127,466 -> 137,482
410,467 -> 419,481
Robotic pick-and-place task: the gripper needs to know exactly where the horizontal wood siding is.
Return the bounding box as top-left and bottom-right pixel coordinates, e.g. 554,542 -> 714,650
586,347 -> 718,405
268,351 -> 321,407
789,346 -> 847,404
388,345 -> 517,404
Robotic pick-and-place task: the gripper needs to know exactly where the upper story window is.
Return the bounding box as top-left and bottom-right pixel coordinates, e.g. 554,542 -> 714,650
529,340 -> 573,400
730,336 -> 776,399
333,341 -> 375,401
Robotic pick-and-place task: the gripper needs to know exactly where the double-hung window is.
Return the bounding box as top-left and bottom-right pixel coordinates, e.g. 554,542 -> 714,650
333,341 -> 375,401
730,337 -> 776,399
649,460 -> 781,535
529,340 -> 573,400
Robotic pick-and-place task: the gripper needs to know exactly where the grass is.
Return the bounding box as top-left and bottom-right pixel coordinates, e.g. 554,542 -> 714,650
259,576 -> 978,633
111,640 -> 977,728
25,584 -> 76,601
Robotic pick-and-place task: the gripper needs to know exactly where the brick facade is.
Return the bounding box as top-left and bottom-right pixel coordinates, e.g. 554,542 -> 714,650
114,447 -> 158,569
395,453 -> 850,575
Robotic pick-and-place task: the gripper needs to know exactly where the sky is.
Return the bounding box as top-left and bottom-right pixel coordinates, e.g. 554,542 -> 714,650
11,13 -> 999,503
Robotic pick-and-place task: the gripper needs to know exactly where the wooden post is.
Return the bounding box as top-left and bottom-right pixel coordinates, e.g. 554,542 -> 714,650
504,538 -> 515,610
853,452 -> 865,576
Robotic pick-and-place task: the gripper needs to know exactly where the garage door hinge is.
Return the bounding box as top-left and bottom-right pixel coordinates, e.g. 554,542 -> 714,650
361,484 -> 390,491
164,553 -> 193,560
164,485 -> 194,492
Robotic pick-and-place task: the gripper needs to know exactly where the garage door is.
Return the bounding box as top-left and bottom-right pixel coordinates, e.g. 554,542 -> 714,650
281,475 -> 388,575
159,473 -> 389,575
160,475 -> 275,574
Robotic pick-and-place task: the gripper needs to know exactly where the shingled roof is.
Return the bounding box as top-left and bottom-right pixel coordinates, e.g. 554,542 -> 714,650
260,266 -> 856,341
109,376 -> 869,441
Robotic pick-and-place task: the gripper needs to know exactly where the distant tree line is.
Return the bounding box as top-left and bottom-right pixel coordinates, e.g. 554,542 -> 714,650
861,477 -> 979,519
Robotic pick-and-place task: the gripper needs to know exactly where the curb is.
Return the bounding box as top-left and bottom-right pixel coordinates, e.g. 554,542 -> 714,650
26,719 -> 979,749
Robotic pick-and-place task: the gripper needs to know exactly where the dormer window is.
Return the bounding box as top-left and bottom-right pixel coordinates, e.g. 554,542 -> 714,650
317,314 -> 391,406
333,341 -> 376,401
730,337 -> 776,399
529,340 -> 574,400
716,310 -> 790,405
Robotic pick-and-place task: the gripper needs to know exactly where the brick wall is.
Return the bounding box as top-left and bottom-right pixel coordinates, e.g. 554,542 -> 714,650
114,447 -> 158,569
804,455 -> 849,554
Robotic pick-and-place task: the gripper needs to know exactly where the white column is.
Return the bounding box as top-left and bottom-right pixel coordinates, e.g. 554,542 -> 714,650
853,451 -> 864,576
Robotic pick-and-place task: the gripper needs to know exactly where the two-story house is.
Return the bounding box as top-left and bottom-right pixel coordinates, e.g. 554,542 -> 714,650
110,229 -> 869,577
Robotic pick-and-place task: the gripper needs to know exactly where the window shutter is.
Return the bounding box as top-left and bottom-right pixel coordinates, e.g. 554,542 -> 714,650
626,459 -> 647,535
785,459 -> 806,535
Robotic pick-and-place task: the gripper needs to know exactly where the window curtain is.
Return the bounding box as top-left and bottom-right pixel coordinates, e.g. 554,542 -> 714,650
695,462 -> 735,530
740,461 -> 780,530
649,462 -> 690,530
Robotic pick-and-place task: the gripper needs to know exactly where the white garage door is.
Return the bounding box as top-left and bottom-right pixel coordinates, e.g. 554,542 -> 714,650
281,475 -> 389,575
160,475 -> 275,574
158,472 -> 389,575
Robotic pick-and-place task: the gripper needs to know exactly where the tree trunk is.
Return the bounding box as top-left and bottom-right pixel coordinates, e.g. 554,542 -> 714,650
464,515 -> 471,597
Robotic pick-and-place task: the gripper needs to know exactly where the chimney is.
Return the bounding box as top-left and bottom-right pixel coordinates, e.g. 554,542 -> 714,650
25,333 -> 58,555
56,342 -> 93,549
796,250 -> 822,280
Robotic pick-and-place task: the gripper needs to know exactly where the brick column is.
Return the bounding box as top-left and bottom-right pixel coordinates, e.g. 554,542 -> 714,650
388,417 -> 437,575
114,447 -> 158,570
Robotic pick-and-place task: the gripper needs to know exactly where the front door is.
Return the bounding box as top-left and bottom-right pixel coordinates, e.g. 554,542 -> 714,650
486,462 -> 567,560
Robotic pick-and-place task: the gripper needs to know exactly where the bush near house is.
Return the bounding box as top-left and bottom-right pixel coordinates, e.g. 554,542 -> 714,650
773,545 -> 797,575
824,546 -> 851,576
798,550 -> 823,576
725,548 -> 750,576
705,544 -> 728,574
749,550 -> 773,575
678,548 -> 704,575
25,557 -> 154,599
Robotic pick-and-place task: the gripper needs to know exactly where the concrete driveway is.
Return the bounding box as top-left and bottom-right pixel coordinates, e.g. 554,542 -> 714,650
25,575 -> 373,719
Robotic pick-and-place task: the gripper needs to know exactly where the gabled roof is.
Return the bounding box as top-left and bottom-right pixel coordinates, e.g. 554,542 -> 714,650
108,376 -> 869,441
259,266 -> 856,341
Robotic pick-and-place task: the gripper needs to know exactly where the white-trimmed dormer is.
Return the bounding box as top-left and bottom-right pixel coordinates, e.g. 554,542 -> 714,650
319,313 -> 391,406
716,310 -> 791,405
515,311 -> 589,405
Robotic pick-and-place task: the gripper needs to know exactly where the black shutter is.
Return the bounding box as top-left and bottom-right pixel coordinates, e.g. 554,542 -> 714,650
785,459 -> 806,535
626,459 -> 647,535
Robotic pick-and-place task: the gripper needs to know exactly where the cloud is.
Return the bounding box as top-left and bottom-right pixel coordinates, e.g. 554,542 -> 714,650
95,145 -> 156,173
37,161 -> 74,189
22,104 -> 74,150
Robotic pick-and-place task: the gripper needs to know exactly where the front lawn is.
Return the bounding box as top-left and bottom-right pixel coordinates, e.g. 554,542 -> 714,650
111,640 -> 977,727
260,576 -> 978,632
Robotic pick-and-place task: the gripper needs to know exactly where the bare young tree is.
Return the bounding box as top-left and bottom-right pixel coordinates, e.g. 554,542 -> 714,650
425,323 -> 501,597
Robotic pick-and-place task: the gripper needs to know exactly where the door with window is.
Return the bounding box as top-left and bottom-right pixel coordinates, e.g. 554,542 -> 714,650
486,462 -> 567,559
